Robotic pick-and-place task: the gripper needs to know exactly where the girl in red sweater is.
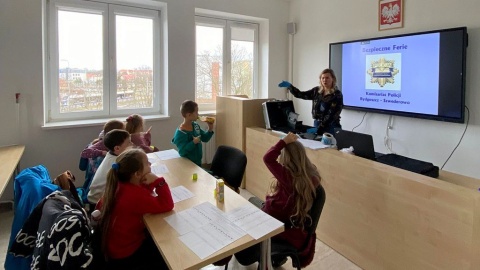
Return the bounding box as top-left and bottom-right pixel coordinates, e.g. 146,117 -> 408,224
234,132 -> 321,267
98,148 -> 174,270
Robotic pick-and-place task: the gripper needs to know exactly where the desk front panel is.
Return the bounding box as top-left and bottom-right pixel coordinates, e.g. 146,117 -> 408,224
246,127 -> 480,270
144,156 -> 283,270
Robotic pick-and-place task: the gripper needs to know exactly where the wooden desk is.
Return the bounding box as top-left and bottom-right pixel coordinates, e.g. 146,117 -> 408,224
246,127 -> 480,270
0,145 -> 25,198
144,154 -> 283,270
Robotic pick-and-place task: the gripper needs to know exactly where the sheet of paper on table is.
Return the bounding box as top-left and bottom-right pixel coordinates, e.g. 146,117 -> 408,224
170,185 -> 195,204
225,204 -> 283,239
165,202 -> 246,259
154,149 -> 181,160
151,163 -> 169,175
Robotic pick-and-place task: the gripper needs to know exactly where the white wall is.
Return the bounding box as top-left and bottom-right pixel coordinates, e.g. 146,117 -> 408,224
0,0 -> 290,200
288,0 -> 480,179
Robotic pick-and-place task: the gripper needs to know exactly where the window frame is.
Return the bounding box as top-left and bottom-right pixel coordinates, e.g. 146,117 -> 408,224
44,0 -> 164,123
195,15 -> 259,111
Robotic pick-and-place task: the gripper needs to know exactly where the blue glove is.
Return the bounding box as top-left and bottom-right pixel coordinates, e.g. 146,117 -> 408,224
278,80 -> 292,88
306,127 -> 317,134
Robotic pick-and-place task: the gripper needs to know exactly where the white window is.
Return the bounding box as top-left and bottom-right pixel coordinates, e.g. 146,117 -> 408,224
195,16 -> 259,111
45,0 -> 163,123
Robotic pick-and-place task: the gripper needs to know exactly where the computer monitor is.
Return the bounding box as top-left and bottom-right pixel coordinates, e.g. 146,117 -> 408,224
262,100 -> 295,131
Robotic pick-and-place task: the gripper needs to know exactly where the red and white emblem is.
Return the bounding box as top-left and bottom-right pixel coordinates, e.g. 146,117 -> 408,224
379,0 -> 403,30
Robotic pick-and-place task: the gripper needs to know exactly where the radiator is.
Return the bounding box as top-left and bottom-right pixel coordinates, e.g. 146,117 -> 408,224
202,133 -> 216,164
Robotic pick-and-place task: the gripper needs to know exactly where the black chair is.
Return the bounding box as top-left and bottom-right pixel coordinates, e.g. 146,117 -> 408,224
210,145 -> 247,193
270,185 -> 326,269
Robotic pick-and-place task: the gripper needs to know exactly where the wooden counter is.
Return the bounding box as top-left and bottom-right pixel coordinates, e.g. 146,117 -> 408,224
216,96 -> 269,188
0,145 -> 25,198
245,127 -> 480,270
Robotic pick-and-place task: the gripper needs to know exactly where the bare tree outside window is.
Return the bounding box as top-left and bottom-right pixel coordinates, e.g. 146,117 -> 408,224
195,18 -> 258,111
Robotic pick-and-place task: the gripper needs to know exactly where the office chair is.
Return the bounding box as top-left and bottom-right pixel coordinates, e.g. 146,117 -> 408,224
210,145 -> 247,193
270,185 -> 326,269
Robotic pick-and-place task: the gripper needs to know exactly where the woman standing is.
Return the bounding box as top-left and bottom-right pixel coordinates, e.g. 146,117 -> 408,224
279,68 -> 343,135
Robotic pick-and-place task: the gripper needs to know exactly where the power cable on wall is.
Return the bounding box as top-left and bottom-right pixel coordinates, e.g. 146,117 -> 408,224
384,115 -> 395,153
441,105 -> 470,170
352,112 -> 367,132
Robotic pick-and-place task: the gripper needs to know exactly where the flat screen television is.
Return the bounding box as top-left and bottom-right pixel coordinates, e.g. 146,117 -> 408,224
330,27 -> 468,123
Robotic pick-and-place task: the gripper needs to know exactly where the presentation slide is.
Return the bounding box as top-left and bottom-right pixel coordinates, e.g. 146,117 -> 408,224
341,33 -> 440,115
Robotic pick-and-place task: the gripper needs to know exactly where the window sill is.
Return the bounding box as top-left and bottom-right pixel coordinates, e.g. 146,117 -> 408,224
199,110 -> 216,116
42,114 -> 170,130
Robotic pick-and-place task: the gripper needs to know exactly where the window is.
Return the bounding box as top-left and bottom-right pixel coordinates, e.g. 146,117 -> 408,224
45,0 -> 163,123
195,16 -> 259,111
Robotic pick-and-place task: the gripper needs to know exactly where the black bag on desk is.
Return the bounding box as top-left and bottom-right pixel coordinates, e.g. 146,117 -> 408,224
376,154 -> 439,178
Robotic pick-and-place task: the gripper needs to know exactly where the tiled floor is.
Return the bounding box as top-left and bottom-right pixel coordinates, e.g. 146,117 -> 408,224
0,189 -> 361,270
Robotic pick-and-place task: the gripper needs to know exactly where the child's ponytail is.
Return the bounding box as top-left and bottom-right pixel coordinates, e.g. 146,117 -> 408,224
125,114 -> 144,134
99,166 -> 120,255
98,148 -> 145,255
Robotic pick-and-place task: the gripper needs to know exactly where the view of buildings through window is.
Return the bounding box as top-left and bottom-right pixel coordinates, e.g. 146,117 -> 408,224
56,6 -> 156,115
195,18 -> 257,110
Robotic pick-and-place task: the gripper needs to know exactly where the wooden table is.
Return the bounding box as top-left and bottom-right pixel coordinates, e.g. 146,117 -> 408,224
246,127 -> 480,270
0,145 -> 25,198
143,153 -> 283,270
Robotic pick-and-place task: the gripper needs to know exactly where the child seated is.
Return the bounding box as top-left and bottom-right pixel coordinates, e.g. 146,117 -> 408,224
171,100 -> 214,167
97,148 -> 173,270
87,129 -> 133,205
126,114 -> 158,153
233,132 -> 322,267
81,119 -> 125,159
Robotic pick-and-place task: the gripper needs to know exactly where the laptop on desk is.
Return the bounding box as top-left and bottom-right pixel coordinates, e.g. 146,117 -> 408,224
334,129 -> 376,160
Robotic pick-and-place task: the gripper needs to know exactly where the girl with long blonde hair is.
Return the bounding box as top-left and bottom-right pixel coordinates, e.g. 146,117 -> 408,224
234,132 -> 321,267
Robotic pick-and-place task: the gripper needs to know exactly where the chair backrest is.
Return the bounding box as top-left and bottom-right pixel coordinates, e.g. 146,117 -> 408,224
5,165 -> 60,270
78,156 -> 104,204
210,145 -> 247,191
10,190 -> 93,269
300,184 -> 326,251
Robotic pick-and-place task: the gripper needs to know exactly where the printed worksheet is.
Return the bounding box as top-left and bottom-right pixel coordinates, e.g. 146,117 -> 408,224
170,185 -> 195,204
178,220 -> 246,259
225,204 -> 283,239
154,149 -> 181,160
164,202 -> 226,235
151,164 -> 169,175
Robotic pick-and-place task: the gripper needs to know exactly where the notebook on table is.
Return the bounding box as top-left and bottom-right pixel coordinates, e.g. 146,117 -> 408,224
334,129 -> 376,160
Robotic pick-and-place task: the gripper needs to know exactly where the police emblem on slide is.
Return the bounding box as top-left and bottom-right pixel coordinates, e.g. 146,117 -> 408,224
367,57 -> 399,87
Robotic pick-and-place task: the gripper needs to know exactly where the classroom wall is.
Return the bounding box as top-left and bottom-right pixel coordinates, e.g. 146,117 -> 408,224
288,0 -> 480,179
0,0 -> 290,200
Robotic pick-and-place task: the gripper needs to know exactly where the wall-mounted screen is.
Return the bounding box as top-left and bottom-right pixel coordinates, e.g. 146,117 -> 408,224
330,27 -> 468,123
